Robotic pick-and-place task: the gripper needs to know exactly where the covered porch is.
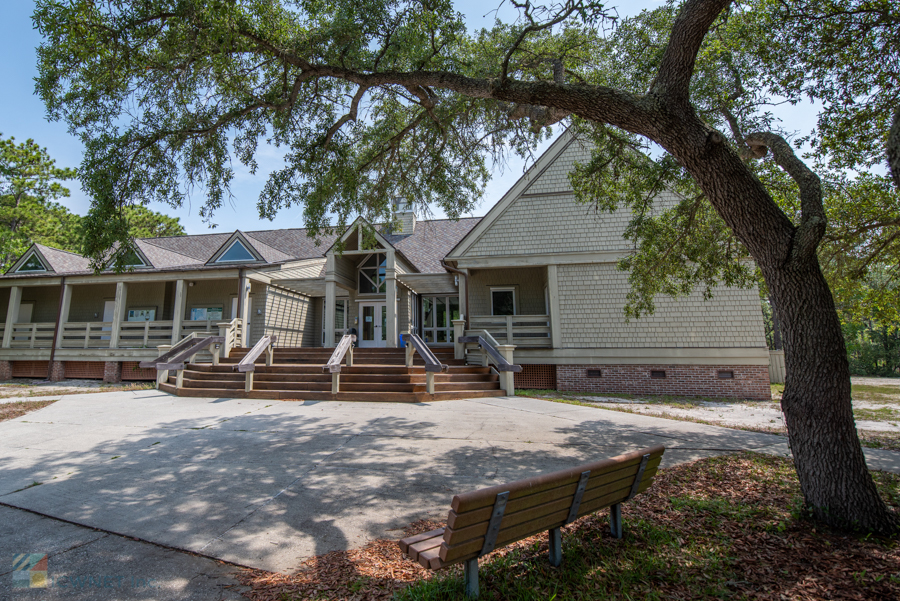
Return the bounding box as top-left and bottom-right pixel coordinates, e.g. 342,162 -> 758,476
0,274 -> 252,356
463,266 -> 554,348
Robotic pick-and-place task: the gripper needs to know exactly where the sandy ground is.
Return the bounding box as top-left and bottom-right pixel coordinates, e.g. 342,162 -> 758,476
571,376 -> 900,434
0,379 -> 152,403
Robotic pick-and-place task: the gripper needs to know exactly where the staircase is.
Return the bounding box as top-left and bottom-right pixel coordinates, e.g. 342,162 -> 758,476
157,346 -> 507,402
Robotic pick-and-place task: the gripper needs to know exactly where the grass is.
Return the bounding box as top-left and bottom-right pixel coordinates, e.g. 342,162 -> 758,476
0,381 -> 154,399
0,399 -> 56,422
239,453 -> 900,601
852,384 -> 900,404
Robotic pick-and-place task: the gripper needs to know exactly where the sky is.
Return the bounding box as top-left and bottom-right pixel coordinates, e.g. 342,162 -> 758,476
0,1 -> 819,236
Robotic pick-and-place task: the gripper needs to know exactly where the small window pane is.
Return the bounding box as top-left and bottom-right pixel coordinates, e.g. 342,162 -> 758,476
492,290 -> 515,316
422,298 -> 433,327
359,271 -> 377,293
335,300 -> 346,330
17,254 -> 46,272
218,241 -> 255,262
449,297 -> 460,321
436,330 -> 448,343
435,297 -> 447,329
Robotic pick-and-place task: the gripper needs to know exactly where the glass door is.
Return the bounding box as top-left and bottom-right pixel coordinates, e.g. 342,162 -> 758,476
358,302 -> 387,347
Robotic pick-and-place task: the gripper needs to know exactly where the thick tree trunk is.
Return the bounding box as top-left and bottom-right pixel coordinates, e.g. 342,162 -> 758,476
646,112 -> 899,534
764,255 -> 896,532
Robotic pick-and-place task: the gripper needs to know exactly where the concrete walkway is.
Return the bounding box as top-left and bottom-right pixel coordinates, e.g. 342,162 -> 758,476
1,390 -> 897,575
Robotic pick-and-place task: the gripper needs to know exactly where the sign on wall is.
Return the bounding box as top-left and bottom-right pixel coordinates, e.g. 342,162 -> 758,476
190,306 -> 223,321
127,308 -> 156,322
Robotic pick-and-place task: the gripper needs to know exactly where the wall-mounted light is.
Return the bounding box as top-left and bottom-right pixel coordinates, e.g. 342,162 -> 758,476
188,282 -> 195,287
257,309 -> 262,315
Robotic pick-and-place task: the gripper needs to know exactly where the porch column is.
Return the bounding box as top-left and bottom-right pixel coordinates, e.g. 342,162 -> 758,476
171,279 -> 186,344
324,280 -> 336,347
458,269 -> 468,326
109,282 -> 128,349
386,252 -> 397,347
547,265 -> 562,349
2,286 -> 21,348
239,277 -> 251,346
55,283 -> 73,348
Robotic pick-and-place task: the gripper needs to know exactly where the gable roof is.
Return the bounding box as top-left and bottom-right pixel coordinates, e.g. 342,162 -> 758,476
446,130 -> 574,259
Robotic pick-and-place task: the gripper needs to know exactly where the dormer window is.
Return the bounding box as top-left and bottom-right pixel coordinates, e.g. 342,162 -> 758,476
358,253 -> 387,294
216,240 -> 256,263
108,249 -> 148,269
16,253 -> 47,273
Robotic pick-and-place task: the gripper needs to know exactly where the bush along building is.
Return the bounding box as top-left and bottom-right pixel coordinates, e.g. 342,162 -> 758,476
0,132 -> 770,400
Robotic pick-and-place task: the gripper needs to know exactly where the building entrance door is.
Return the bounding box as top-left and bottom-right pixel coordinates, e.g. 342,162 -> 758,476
358,302 -> 387,348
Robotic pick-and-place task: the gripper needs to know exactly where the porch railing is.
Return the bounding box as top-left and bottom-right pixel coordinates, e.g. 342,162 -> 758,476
217,318 -> 244,358
117,320 -> 175,348
468,314 -> 551,348
9,322 -> 56,349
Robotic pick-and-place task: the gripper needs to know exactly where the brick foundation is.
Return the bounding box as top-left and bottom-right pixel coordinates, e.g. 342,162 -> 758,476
556,364 -> 771,401
48,361 -> 66,382
103,361 -> 123,384
0,360 -> 10,381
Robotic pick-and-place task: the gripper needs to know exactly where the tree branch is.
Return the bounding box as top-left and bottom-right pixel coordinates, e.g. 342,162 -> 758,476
653,0 -> 732,102
889,106 -> 900,189
322,85 -> 369,149
746,131 -> 825,263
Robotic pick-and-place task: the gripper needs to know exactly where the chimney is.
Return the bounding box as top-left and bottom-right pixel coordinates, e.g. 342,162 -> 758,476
392,198 -> 416,235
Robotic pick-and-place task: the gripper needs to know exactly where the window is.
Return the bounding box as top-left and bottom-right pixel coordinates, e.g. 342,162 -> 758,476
717,370 -> 734,379
650,370 -> 666,379
16,252 -> 46,273
358,253 -> 387,294
322,299 -> 349,345
216,240 -> 256,263
421,296 -> 460,344
586,369 -> 602,378
108,249 -> 147,269
490,287 -> 516,316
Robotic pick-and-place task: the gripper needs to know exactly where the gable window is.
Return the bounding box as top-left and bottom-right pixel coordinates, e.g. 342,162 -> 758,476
216,240 -> 256,263
109,249 -> 147,269
358,253 -> 387,294
16,253 -> 47,273
490,287 -> 516,316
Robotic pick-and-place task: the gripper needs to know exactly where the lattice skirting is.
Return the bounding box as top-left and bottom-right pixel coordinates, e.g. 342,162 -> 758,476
64,361 -> 105,379
11,361 -> 50,379
515,364 -> 557,389
121,361 -> 157,380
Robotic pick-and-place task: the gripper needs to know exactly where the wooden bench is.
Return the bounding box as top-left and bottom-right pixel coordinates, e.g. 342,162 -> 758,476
399,445 -> 665,598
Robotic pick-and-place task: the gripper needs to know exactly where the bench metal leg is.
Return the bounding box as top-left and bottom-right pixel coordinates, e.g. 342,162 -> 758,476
548,527 -> 562,567
610,503 -> 623,539
464,557 -> 479,598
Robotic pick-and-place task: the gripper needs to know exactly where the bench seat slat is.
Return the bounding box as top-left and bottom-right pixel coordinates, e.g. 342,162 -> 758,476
399,528 -> 445,554
450,445 -> 664,514
443,463 -> 660,546
408,536 -> 445,562
439,477 -> 656,565
418,547 -> 444,570
446,458 -> 658,531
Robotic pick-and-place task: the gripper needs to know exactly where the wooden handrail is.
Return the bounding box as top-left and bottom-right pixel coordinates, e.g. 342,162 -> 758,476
234,335 -> 277,373
323,334 -> 356,374
402,333 -> 449,373
139,333 -> 202,368
324,334 -> 356,395
458,335 -> 522,372
156,335 -> 225,370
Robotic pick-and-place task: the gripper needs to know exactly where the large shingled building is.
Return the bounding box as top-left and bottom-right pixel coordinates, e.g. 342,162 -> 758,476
0,132 -> 770,399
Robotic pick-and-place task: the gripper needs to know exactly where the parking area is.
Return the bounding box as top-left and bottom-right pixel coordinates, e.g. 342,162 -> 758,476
2,390 -> 898,574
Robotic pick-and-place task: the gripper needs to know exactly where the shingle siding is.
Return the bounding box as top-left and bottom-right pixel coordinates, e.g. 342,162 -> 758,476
556,263 -> 766,349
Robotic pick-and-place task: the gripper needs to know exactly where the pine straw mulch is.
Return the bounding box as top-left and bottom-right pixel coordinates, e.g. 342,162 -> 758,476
0,399 -> 56,422
236,452 -> 900,601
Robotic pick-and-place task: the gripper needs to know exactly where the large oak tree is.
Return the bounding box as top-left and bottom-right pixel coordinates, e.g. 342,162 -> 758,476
34,0 -> 899,531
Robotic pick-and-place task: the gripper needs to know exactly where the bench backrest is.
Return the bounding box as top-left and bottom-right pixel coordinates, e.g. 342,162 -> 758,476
438,445 -> 665,566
